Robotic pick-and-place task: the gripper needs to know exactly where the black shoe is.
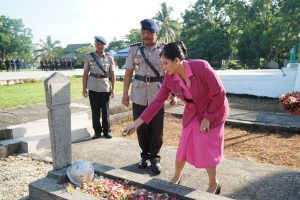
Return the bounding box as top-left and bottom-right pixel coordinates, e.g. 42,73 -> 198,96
151,162 -> 161,175
138,159 -> 148,169
215,184 -> 221,195
103,132 -> 112,139
174,177 -> 182,185
92,134 -> 101,139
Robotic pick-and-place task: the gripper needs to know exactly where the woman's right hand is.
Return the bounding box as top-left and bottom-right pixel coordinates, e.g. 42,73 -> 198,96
82,89 -> 88,98
122,118 -> 144,136
122,122 -> 137,136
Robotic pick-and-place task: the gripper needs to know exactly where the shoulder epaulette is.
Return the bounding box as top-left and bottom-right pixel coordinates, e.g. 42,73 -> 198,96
105,52 -> 111,56
130,42 -> 142,47
159,42 -> 165,47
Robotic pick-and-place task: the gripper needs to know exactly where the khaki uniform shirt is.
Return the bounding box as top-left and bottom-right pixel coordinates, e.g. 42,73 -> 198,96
125,42 -> 165,106
84,52 -> 115,92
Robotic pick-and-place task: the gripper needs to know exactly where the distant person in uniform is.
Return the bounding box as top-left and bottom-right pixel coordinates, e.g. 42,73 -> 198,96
40,60 -> 44,71
124,41 -> 229,194
54,59 -> 58,70
5,59 -> 10,71
15,59 -> 21,71
67,59 -> 71,70
122,19 -> 176,175
10,59 -> 15,71
0,59 -> 3,72
82,36 -> 116,139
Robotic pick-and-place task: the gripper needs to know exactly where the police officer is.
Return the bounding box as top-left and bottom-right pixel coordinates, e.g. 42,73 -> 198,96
4,59 -> 10,71
122,19 -> 176,175
15,59 -> 21,71
82,36 -> 116,139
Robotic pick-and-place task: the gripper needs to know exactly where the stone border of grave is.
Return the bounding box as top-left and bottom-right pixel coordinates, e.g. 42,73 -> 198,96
29,163 -> 231,200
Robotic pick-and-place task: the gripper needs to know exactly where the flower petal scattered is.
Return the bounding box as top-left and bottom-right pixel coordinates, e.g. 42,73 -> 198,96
65,175 -> 181,199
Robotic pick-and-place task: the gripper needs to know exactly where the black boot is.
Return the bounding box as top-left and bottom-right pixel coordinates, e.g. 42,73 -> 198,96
103,131 -> 112,139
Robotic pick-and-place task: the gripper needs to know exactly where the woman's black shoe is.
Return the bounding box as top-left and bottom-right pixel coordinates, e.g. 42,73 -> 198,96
174,177 -> 181,185
215,184 -> 221,195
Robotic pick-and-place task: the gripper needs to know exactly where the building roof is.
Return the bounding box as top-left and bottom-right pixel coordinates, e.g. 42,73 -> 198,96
114,47 -> 129,58
59,52 -> 77,59
64,43 -> 92,53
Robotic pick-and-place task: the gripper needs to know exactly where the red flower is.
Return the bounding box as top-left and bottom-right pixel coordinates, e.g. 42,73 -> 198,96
279,91 -> 300,114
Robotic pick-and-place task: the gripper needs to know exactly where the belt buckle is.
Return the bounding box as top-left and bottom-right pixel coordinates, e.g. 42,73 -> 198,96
96,74 -> 101,79
145,75 -> 151,84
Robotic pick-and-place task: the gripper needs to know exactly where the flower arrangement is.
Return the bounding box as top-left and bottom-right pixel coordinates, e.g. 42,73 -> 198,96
279,91 -> 300,114
65,175 -> 181,200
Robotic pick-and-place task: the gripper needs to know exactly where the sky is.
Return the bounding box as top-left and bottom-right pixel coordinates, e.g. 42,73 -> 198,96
0,0 -> 197,47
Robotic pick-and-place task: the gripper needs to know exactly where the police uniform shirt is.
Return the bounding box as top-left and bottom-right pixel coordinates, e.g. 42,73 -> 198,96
84,52 -> 115,92
125,42 -> 165,106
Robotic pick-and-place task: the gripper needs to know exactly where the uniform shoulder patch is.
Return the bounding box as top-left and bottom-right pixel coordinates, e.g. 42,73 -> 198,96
130,42 -> 142,47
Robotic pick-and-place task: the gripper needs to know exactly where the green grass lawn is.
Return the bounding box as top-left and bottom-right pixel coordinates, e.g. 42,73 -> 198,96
0,77 -> 123,109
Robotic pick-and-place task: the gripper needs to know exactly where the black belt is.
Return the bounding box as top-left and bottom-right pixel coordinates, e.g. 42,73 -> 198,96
89,73 -> 108,79
134,74 -> 163,83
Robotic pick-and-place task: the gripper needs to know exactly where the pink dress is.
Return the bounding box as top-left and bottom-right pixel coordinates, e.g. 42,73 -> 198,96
175,75 -> 224,168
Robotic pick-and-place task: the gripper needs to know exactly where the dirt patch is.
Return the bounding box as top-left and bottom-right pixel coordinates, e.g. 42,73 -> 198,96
227,94 -> 284,113
111,114 -> 300,169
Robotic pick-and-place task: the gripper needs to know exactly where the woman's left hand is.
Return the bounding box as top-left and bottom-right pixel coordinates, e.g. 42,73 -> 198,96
200,118 -> 210,133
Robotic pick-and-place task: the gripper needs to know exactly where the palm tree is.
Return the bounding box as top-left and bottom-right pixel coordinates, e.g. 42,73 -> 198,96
154,2 -> 181,43
34,35 -> 61,60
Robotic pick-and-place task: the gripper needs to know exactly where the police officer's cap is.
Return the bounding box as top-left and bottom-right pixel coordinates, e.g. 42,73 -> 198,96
140,19 -> 159,33
94,36 -> 107,45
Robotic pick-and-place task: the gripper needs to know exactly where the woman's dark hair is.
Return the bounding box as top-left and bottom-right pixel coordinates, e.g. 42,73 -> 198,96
160,41 -> 187,61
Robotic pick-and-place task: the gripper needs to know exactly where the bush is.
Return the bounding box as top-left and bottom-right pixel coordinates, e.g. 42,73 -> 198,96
225,60 -> 243,70
74,62 -> 83,69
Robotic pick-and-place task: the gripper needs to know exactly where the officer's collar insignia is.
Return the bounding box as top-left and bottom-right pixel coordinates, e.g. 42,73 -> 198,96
130,42 -> 143,47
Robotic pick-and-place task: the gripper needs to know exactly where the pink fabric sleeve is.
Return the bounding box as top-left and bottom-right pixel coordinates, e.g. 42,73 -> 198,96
202,61 -> 226,122
139,79 -> 172,124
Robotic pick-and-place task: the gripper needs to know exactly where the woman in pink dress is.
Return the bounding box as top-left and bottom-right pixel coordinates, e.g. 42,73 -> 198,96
124,41 -> 229,194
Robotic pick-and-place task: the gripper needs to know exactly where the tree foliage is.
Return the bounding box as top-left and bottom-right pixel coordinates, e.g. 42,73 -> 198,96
107,37 -> 128,52
154,2 -> 181,43
181,0 -> 231,68
34,35 -> 62,60
181,0 -> 300,68
76,46 -> 96,62
0,15 -> 33,61
125,29 -> 141,45
107,29 -> 141,52
227,0 -> 300,68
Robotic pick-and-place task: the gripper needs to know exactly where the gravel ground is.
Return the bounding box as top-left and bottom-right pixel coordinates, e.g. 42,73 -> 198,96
0,155 -> 52,200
